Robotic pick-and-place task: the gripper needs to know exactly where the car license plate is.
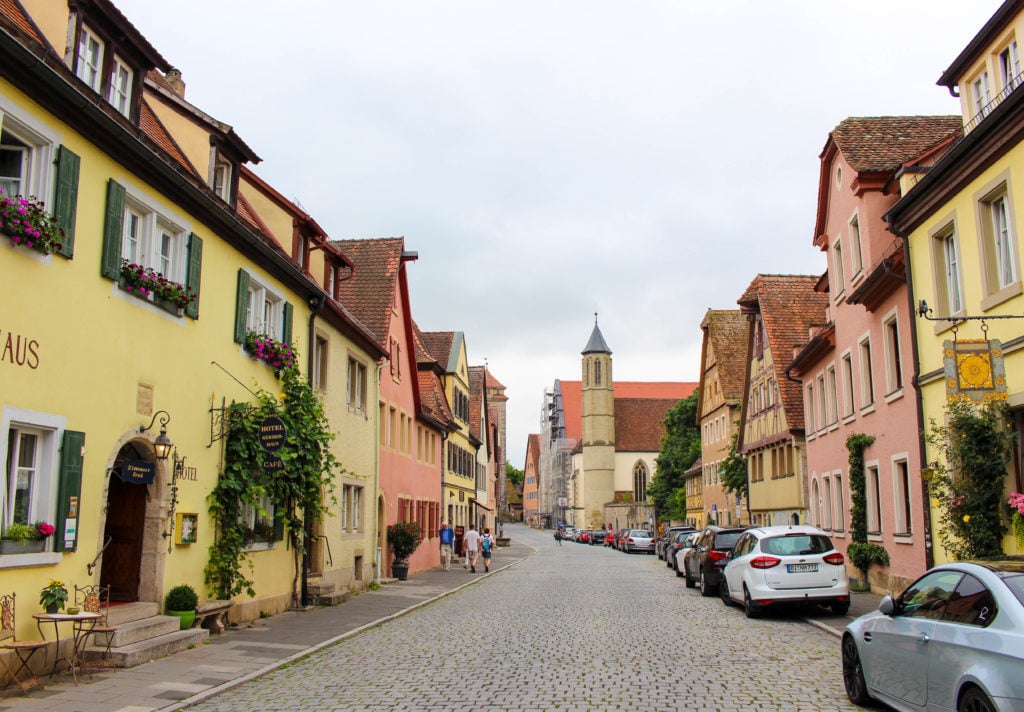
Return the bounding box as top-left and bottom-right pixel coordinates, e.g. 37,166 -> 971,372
787,563 -> 818,573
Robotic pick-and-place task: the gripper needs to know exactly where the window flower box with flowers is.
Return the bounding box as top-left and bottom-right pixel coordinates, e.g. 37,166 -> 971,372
244,330 -> 295,376
0,521 -> 55,555
119,260 -> 195,316
1,193 -> 65,256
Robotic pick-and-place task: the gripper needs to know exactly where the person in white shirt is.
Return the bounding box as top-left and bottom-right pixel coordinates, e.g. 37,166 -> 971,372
463,524 -> 481,573
480,527 -> 495,572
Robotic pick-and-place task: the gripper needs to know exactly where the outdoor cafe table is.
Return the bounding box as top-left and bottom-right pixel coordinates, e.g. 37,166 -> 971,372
32,610 -> 100,684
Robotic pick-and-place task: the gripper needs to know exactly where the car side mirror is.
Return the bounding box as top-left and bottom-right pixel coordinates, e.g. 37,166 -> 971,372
879,595 -> 896,616
725,551 -> 733,559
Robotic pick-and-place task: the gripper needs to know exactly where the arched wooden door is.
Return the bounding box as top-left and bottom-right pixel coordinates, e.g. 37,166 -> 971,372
100,445 -> 149,602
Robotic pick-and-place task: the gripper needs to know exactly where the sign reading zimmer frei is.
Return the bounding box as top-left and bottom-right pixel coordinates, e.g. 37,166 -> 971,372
259,416 -> 286,472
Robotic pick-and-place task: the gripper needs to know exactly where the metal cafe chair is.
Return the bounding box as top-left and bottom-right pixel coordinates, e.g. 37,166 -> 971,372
73,585 -> 118,670
0,593 -> 47,694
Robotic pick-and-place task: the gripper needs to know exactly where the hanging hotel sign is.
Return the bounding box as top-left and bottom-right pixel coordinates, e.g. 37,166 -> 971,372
259,416 -> 286,452
943,338 -> 1008,404
119,459 -> 157,485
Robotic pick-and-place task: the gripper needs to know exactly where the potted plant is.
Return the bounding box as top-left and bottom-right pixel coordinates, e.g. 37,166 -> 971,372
119,259 -> 194,314
164,584 -> 199,630
1,193 -> 65,255
244,329 -> 296,374
0,521 -> 49,555
39,579 -> 69,613
386,521 -> 423,581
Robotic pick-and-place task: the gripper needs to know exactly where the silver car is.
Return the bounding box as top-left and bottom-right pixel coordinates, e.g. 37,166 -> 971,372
842,560 -> 1024,712
621,529 -> 655,554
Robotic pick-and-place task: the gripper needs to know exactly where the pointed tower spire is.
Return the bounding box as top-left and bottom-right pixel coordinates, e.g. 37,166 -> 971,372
582,313 -> 612,355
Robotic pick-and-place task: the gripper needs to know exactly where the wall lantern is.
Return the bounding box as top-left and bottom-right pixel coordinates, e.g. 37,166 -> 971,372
140,410 -> 173,461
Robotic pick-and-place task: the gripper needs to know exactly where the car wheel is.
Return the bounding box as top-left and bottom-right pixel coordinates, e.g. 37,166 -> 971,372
831,601 -> 851,616
841,634 -> 874,707
743,587 -> 761,618
699,569 -> 714,597
720,580 -> 734,607
958,686 -> 996,712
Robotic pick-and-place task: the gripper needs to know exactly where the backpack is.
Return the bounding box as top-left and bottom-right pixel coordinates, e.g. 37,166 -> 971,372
482,537 -> 492,552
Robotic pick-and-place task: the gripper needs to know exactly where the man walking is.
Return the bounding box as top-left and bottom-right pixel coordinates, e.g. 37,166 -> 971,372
463,523 -> 481,573
480,527 -> 495,573
439,521 -> 454,571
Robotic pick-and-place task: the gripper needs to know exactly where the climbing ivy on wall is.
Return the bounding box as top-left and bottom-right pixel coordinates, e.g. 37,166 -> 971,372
205,365 -> 344,600
845,433 -> 889,576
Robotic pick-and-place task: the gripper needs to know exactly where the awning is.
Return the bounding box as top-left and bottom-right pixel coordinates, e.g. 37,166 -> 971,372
469,497 -> 493,512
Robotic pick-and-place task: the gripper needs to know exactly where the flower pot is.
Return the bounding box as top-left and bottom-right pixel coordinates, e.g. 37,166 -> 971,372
154,296 -> 184,317
167,609 -> 196,630
391,561 -> 410,581
45,603 -> 59,614
0,539 -> 46,555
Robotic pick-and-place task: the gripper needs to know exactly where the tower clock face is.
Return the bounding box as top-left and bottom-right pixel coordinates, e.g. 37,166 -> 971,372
957,352 -> 993,390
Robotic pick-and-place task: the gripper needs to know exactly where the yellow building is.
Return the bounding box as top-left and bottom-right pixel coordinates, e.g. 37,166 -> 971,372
888,0 -> 1024,562
1,0 -> 382,660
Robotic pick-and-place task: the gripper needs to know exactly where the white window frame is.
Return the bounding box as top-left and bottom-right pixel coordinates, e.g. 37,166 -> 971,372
351,485 -> 362,531
805,383 -> 816,434
816,373 -> 827,432
239,493 -> 275,550
313,334 -> 328,392
848,212 -> 864,278
244,272 -> 284,339
822,476 -> 832,530
76,25 -> 104,92
832,239 -> 846,300
840,351 -> 855,419
865,461 -> 881,534
991,195 -> 1018,289
825,364 -> 838,426
1,407 -> 64,535
347,356 -> 368,415
999,40 -> 1020,92
121,190 -> 188,286
0,104 -> 57,204
858,335 -> 875,411
810,478 -> 820,528
892,454 -> 913,536
107,55 -> 132,117
832,471 -> 845,532
882,310 -> 903,398
212,154 -> 232,201
973,70 -> 992,118
938,223 -> 964,316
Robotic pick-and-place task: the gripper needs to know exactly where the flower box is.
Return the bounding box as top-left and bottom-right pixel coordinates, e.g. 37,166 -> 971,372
0,539 -> 47,555
1,194 -> 65,256
244,330 -> 295,375
119,260 -> 193,316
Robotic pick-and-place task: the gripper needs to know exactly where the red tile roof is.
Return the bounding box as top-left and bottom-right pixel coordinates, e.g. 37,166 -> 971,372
700,310 -> 748,402
420,331 -> 455,368
333,238 -> 405,345
418,370 -> 454,426
468,365 -> 486,441
0,0 -> 43,44
557,381 -> 698,444
615,398 -> 679,451
738,275 -> 829,430
139,99 -> 199,178
829,116 -> 962,173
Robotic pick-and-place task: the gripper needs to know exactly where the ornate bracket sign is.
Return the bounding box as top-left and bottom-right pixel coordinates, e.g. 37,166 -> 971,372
119,459 -> 157,485
259,416 -> 286,452
943,338 -> 1008,404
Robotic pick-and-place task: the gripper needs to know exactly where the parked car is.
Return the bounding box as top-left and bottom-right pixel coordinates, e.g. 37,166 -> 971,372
842,559 -> 1024,711
683,525 -> 748,596
577,530 -> 591,544
657,526 -> 695,560
621,529 -> 655,554
590,530 -> 606,545
720,525 -> 850,617
670,531 -> 699,576
615,528 -> 631,551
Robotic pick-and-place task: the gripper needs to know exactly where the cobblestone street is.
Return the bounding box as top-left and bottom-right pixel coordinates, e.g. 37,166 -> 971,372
185,525 -> 860,712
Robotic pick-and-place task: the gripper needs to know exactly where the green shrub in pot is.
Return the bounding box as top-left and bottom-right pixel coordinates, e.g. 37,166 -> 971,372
164,584 -> 199,630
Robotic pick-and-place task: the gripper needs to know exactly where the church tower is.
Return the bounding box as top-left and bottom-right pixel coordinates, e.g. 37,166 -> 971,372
581,316 -> 615,528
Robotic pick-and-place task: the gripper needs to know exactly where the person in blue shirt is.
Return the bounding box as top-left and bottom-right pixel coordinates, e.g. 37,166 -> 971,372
480,527 -> 495,573
439,521 -> 455,571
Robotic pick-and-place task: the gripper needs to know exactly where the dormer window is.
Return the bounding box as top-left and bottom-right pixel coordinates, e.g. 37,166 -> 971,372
212,155 -> 232,201
76,26 -> 104,92
108,56 -> 133,116
973,70 -> 992,118
999,40 -> 1020,92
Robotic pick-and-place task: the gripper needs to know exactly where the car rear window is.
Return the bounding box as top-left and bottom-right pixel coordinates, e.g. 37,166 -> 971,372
998,572 -> 1024,606
629,530 -> 650,537
760,534 -> 833,556
713,531 -> 744,548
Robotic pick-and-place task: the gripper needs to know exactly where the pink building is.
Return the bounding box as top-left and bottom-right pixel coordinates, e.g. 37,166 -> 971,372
336,238 -> 448,575
789,116 -> 961,594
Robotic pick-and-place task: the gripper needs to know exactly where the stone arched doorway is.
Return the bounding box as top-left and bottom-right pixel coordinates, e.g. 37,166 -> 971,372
99,438 -> 168,603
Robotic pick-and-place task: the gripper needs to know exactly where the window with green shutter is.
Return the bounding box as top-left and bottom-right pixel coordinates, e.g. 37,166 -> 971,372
234,268 -> 249,343
53,146 -> 80,259
56,430 -> 86,553
101,179 -> 125,279
186,233 -> 203,319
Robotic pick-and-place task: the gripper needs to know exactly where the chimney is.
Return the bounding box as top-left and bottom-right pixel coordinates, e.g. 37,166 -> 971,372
164,67 -> 186,97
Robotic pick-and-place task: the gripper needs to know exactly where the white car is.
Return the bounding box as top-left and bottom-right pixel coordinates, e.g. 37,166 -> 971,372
720,525 -> 850,618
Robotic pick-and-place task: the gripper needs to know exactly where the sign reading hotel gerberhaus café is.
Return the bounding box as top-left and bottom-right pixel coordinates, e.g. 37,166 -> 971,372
259,416 -> 286,472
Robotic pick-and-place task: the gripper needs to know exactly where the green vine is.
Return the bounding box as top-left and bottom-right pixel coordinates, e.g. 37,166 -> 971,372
923,400 -> 1010,560
205,365 -> 344,601
845,433 -> 889,578
719,432 -> 748,500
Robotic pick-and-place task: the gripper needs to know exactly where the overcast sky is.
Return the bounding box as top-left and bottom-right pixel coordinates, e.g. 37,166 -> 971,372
118,0 -> 1001,468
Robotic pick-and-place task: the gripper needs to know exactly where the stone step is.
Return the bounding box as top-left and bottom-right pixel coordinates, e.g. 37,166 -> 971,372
81,627 -> 208,668
312,590 -> 351,606
306,580 -> 335,596
98,614 -> 181,648
105,601 -> 160,626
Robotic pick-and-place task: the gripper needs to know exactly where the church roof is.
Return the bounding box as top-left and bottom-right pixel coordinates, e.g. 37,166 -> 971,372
582,321 -> 612,355
556,381 -> 698,444
615,398 -> 679,451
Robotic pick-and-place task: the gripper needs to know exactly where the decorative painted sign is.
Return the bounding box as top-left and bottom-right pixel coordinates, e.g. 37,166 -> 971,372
943,338 -> 1008,404
120,459 -> 157,485
259,416 -> 286,452
262,456 -> 284,473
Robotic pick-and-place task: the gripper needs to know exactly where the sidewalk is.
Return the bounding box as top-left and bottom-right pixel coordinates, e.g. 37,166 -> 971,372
801,589 -> 885,639
0,537 -> 536,712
